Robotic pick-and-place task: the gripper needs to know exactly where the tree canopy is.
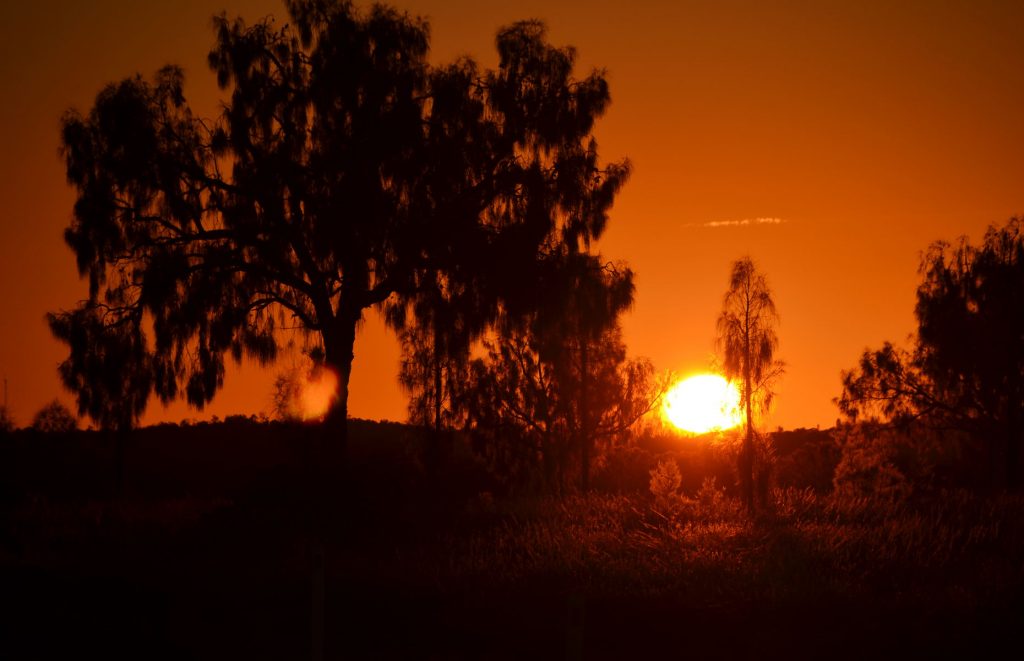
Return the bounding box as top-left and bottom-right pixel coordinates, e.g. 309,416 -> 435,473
49,0 -> 629,448
838,218 -> 1024,488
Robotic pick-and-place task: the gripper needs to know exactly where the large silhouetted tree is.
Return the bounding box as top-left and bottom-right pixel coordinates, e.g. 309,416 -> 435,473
716,257 -> 783,512
838,218 -> 1024,489
49,1 -> 628,469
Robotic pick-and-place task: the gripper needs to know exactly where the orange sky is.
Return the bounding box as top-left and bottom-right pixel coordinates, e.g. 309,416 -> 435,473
1,0 -> 1022,430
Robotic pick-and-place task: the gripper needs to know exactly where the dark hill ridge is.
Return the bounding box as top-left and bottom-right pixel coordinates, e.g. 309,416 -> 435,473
1,420 -> 839,504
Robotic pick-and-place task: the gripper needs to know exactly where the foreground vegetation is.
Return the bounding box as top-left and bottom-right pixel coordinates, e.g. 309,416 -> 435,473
3,420 -> 1022,659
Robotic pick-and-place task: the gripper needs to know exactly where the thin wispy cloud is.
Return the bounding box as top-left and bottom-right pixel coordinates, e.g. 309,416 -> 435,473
695,217 -> 788,228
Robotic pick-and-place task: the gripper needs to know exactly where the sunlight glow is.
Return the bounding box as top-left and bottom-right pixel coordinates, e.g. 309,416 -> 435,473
300,367 -> 339,421
663,374 -> 742,434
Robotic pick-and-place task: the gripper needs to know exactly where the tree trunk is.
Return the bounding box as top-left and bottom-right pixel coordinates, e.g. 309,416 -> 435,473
580,338 -> 591,492
112,424 -> 129,498
433,324 -> 443,437
309,314 -> 357,661
742,335 -> 754,513
1006,408 -> 1020,490
429,320 -> 443,476
322,314 -> 358,483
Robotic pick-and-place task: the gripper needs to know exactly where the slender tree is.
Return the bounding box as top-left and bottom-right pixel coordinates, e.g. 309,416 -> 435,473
0,406 -> 14,434
49,1 -> 628,472
466,322 -> 660,493
716,257 -> 783,512
465,253 -> 660,493
390,268 -> 479,474
555,256 -> 637,491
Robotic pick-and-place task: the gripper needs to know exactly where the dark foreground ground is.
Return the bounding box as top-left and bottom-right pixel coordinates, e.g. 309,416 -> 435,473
2,420 -> 1023,659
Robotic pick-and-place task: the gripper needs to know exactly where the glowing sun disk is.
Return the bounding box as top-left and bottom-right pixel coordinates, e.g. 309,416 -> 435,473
663,374 -> 742,434
301,368 -> 339,421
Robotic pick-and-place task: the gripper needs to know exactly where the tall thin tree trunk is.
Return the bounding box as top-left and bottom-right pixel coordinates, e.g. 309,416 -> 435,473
742,303 -> 754,513
112,424 -> 128,498
432,320 -> 443,472
1007,408 -> 1020,490
433,342 -> 442,437
580,338 -> 591,492
742,370 -> 754,513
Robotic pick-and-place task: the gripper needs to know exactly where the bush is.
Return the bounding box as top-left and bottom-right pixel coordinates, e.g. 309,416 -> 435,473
696,476 -> 725,511
593,444 -> 656,493
649,458 -> 682,508
31,400 -> 77,433
832,422 -> 966,498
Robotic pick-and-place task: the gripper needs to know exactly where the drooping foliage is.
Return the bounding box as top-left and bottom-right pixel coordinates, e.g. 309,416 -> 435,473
48,1 -> 629,452
838,218 -> 1024,488
397,319 -> 471,434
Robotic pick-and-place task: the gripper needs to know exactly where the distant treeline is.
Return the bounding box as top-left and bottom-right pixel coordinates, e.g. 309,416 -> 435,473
1,419 -> 855,506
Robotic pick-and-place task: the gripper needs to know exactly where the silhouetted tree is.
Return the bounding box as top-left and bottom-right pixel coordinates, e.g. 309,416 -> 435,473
558,256 -> 638,491
467,253 -> 641,491
716,257 -> 783,512
390,271 -> 477,472
270,364 -> 304,422
466,332 -> 564,488
396,320 -> 470,434
466,312 -> 660,493
838,218 -> 1024,488
49,1 -> 628,472
31,399 -> 78,433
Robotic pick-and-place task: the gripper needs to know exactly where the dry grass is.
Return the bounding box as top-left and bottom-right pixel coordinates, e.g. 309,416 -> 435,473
4,422 -> 1023,657
382,488 -> 1024,615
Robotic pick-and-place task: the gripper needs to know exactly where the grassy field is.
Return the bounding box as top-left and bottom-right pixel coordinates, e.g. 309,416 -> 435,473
2,420 -> 1022,659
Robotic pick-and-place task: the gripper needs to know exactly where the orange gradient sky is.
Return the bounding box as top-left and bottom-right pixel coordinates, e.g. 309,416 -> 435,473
1,0 -> 1022,430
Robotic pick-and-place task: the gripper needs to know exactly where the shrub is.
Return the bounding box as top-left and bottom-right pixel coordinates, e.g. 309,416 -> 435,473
31,399 -> 77,433
832,422 -> 958,498
696,476 -> 725,511
649,457 -> 682,507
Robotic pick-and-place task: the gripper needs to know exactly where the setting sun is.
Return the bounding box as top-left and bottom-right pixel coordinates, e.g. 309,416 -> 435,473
300,367 -> 339,421
663,374 -> 742,434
